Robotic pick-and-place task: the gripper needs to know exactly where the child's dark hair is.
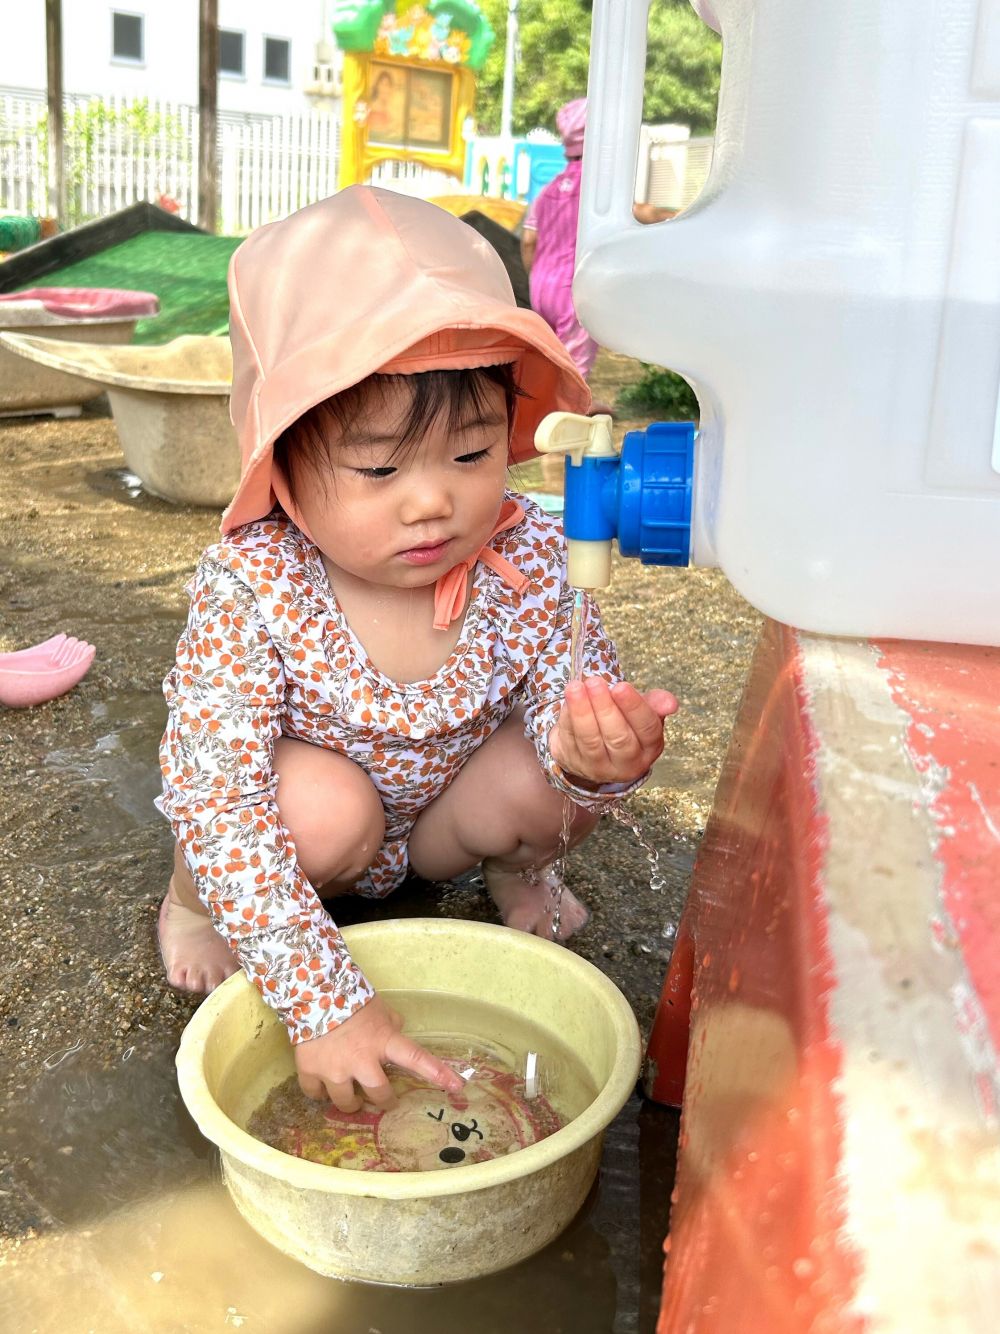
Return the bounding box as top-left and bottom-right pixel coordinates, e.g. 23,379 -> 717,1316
273,365 -> 526,506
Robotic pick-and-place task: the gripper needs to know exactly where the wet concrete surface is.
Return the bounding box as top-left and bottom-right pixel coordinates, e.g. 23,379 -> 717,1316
0,354 -> 760,1331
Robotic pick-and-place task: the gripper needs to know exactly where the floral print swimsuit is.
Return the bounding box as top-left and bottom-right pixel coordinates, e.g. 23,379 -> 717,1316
158,496 -> 630,1045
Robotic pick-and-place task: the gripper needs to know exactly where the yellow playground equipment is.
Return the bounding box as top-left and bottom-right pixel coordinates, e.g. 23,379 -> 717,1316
331,0 -> 495,189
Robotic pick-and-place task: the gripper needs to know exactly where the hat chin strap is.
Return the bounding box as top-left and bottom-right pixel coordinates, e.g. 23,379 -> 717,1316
269,464 -> 528,630
431,497 -> 528,629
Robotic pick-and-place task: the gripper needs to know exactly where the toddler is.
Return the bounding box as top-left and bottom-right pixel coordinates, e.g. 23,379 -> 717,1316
157,187 -> 676,1113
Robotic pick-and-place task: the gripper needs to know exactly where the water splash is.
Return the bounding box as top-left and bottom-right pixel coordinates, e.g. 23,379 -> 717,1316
548,796 -> 577,939
608,806 -> 665,896
609,807 -> 677,940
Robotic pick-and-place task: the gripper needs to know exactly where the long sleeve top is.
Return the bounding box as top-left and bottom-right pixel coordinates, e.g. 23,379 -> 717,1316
157,496 -> 640,1044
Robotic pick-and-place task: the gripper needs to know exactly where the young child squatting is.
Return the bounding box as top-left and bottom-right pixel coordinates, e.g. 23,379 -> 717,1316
156,187 -> 677,1114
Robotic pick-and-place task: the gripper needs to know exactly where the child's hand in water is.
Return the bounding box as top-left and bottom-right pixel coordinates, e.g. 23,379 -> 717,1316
294,995 -> 465,1113
550,677 -> 678,787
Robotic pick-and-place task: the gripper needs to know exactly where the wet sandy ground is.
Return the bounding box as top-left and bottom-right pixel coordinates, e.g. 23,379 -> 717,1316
0,351 -> 760,1330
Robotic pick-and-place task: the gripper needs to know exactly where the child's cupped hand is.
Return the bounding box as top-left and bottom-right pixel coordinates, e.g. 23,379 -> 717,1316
549,677 -> 678,787
294,995 -> 465,1112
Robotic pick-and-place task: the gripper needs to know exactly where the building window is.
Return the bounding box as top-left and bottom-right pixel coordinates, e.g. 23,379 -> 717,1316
219,29 -> 246,78
111,10 -> 144,64
263,37 -> 291,85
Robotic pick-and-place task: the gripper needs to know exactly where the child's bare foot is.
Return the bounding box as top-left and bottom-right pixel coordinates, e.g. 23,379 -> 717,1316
483,863 -> 590,942
157,882 -> 239,994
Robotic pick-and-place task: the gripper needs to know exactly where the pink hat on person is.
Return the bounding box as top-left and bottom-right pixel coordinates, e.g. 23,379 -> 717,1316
556,98 -> 587,158
689,0 -> 721,32
222,185 -> 590,536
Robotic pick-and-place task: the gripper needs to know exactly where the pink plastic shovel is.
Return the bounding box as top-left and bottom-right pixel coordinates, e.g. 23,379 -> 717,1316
0,632 -> 96,708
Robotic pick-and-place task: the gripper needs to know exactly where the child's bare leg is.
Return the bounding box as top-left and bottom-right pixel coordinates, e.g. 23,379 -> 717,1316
408,711 -> 599,941
159,740 -> 385,992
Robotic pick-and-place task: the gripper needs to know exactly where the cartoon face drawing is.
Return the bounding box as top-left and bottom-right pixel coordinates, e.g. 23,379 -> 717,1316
426,1106 -> 485,1163
373,1072 -> 537,1171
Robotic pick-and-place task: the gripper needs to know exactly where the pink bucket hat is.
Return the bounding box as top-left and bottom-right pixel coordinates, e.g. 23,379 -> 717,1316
556,98 -> 587,158
222,185 -> 590,535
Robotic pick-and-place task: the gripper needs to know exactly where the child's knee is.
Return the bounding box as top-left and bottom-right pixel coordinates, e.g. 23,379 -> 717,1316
497,731 -> 595,846
523,787 -> 597,849
275,741 -> 385,886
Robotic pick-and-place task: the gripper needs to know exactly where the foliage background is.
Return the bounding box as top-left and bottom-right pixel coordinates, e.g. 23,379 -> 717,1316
474,0 -> 722,136
616,365 -> 700,419
32,98 -> 185,226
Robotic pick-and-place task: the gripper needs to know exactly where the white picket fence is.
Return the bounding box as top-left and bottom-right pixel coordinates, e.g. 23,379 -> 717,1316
1,87 -> 715,236
218,111 -> 340,233
0,87 -> 467,234
634,126 -> 715,211
0,87 -> 351,234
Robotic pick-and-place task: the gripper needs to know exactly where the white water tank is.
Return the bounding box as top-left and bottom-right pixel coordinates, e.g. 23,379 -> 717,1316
575,0 -> 1000,645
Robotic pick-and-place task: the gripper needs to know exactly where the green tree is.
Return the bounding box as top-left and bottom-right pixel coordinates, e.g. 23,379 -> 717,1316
644,3 -> 722,132
474,0 -> 721,136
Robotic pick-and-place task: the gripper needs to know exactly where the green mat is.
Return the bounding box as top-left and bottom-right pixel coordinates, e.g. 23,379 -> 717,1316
18,230 -> 241,344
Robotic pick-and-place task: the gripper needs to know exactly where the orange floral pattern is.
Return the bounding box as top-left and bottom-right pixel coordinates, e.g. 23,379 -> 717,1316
157,497 -> 630,1044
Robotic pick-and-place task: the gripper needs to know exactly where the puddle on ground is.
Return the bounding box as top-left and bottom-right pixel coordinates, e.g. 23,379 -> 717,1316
2,1034 -> 678,1334
85,465 -> 191,512
37,692 -> 166,851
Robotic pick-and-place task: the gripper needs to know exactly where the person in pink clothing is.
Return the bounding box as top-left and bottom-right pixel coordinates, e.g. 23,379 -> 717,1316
520,98 -> 599,381
156,186 -> 677,1113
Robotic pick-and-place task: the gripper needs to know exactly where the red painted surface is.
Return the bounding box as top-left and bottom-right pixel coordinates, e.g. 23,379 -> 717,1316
875,641 -> 1000,1079
645,920 -> 694,1106
649,622 -> 864,1333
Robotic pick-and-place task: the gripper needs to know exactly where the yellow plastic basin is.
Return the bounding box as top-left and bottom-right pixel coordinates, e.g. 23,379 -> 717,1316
176,918 -> 641,1286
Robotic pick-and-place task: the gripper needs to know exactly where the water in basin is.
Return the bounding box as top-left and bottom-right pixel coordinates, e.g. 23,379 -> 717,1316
247,989 -> 597,1172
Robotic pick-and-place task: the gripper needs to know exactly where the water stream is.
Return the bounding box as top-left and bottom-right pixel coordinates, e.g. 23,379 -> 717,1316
541,589 -> 593,938
547,589 -> 673,941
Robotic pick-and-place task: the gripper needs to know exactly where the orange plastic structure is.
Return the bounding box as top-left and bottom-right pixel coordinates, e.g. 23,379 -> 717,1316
646,621 -> 1000,1333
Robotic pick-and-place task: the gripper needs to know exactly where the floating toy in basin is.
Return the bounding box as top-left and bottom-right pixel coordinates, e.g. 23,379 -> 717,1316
249,1048 -> 565,1173
0,287 -> 159,416
0,632 -> 96,708
0,332 -> 238,507
177,918 -> 641,1286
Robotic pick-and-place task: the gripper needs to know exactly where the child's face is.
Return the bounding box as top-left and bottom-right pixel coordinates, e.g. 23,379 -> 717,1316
293,379 -> 510,590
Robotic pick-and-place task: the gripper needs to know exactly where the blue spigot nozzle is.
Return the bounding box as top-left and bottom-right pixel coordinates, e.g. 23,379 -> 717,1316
535,413 -> 696,587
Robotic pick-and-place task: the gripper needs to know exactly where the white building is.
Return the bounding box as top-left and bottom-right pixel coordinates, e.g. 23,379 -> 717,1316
1,1 -> 337,115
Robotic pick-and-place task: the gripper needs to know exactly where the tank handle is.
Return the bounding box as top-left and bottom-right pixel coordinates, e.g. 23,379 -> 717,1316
578,0 -> 722,259
577,0 -> 653,257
